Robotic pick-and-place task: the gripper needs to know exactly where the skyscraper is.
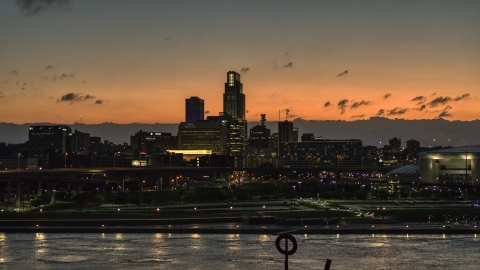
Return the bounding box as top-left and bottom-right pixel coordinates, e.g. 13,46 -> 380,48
223,71 -> 245,119
185,96 -> 204,122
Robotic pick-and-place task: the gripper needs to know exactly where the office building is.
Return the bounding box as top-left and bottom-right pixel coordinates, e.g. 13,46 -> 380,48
130,130 -> 177,154
223,71 -> 245,119
186,96 -> 204,122
177,122 -> 227,155
28,125 -> 72,154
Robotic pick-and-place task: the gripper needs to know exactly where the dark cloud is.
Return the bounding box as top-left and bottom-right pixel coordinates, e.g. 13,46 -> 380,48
383,93 -> 391,99
57,92 -> 95,103
376,109 -> 385,116
437,111 -> 452,118
427,96 -> 451,107
283,62 -> 293,68
288,113 -> 299,118
337,99 -> 348,114
94,99 -> 103,105
272,61 -> 278,69
337,70 -> 348,76
418,105 -> 426,111
16,0 -> 71,16
324,101 -> 331,107
351,114 -> 365,118
0,92 -> 4,99
45,65 -> 55,70
240,68 -> 249,74
9,70 -> 19,76
411,96 -> 425,102
60,73 -> 75,79
387,107 -> 408,116
205,110 -> 210,114
246,110 -> 249,114
454,93 -> 470,101
350,100 -> 371,109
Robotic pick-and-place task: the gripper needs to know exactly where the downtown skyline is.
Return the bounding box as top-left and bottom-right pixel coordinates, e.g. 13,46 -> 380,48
1,0 -> 480,125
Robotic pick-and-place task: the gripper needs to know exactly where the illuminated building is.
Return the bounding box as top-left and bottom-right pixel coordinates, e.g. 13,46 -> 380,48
186,96 -> 204,122
177,122 -> 227,155
278,120 -> 296,143
72,129 -> 90,153
223,71 -> 245,119
419,146 -> 480,184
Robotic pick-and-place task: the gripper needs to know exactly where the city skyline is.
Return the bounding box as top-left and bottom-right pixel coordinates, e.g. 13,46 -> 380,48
1,1 -> 480,125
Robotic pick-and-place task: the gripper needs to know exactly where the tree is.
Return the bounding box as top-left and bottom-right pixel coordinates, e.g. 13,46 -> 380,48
30,197 -> 41,208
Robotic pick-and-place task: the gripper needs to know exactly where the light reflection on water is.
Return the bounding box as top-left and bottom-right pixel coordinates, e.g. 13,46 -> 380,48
0,233 -> 479,269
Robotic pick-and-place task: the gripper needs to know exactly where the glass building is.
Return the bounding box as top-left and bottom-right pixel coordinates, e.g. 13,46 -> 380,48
185,96 -> 204,123
223,71 -> 245,119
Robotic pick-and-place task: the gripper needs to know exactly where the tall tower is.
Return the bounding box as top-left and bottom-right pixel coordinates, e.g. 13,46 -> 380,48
185,96 -> 204,122
223,71 -> 245,119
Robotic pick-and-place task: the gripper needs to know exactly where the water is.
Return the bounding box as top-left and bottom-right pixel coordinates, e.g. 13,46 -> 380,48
0,232 -> 479,269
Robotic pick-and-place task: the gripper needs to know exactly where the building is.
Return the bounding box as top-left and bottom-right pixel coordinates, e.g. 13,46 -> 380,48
177,122 -> 227,155
279,139 -> 363,168
278,120 -> 296,143
72,129 -> 90,153
249,114 -> 270,148
28,125 -> 72,154
205,114 -> 247,158
223,71 -> 245,119
185,96 -> 204,123
389,137 -> 401,151
130,130 -> 177,154
419,146 -> 480,185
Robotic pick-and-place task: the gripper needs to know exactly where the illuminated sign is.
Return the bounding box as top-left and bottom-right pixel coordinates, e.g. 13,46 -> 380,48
139,151 -> 147,155
132,160 -> 147,167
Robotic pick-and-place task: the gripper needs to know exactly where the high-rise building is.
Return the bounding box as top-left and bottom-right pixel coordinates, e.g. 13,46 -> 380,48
185,96 -> 204,122
278,120 -> 295,143
223,71 -> 245,119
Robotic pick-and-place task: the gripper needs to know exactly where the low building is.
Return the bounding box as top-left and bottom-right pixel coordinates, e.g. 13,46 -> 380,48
419,146 -> 480,185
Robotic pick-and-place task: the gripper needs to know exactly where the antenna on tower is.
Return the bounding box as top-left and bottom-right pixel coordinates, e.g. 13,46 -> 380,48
80,115 -> 83,132
286,109 -> 290,121
261,114 -> 266,126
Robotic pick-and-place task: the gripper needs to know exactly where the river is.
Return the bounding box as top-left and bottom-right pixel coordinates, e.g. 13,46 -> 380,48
0,232 -> 479,269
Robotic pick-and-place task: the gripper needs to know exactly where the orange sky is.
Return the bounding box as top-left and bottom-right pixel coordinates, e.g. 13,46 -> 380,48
1,1 -> 479,124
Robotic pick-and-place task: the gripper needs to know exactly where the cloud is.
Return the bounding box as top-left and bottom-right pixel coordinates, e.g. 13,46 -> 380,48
418,105 -> 426,111
283,62 -> 293,68
411,96 -> 425,102
351,114 -> 365,118
454,93 -> 470,101
16,0 -> 71,16
205,110 -> 210,114
427,96 -> 451,107
57,92 -> 95,103
272,61 -> 278,69
240,68 -> 249,74
94,99 -> 103,105
437,111 -> 452,118
350,100 -> 371,109
9,70 -> 19,76
383,93 -> 391,99
246,110 -> 249,114
0,92 -> 4,98
337,70 -> 348,76
45,65 -> 55,70
387,107 -> 408,115
376,109 -> 385,116
324,101 -> 331,107
337,99 -> 349,114
163,37 -> 170,43
60,73 -> 75,79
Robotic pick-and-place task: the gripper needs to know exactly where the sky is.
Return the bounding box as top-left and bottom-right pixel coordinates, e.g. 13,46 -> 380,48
1,0 -> 479,125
